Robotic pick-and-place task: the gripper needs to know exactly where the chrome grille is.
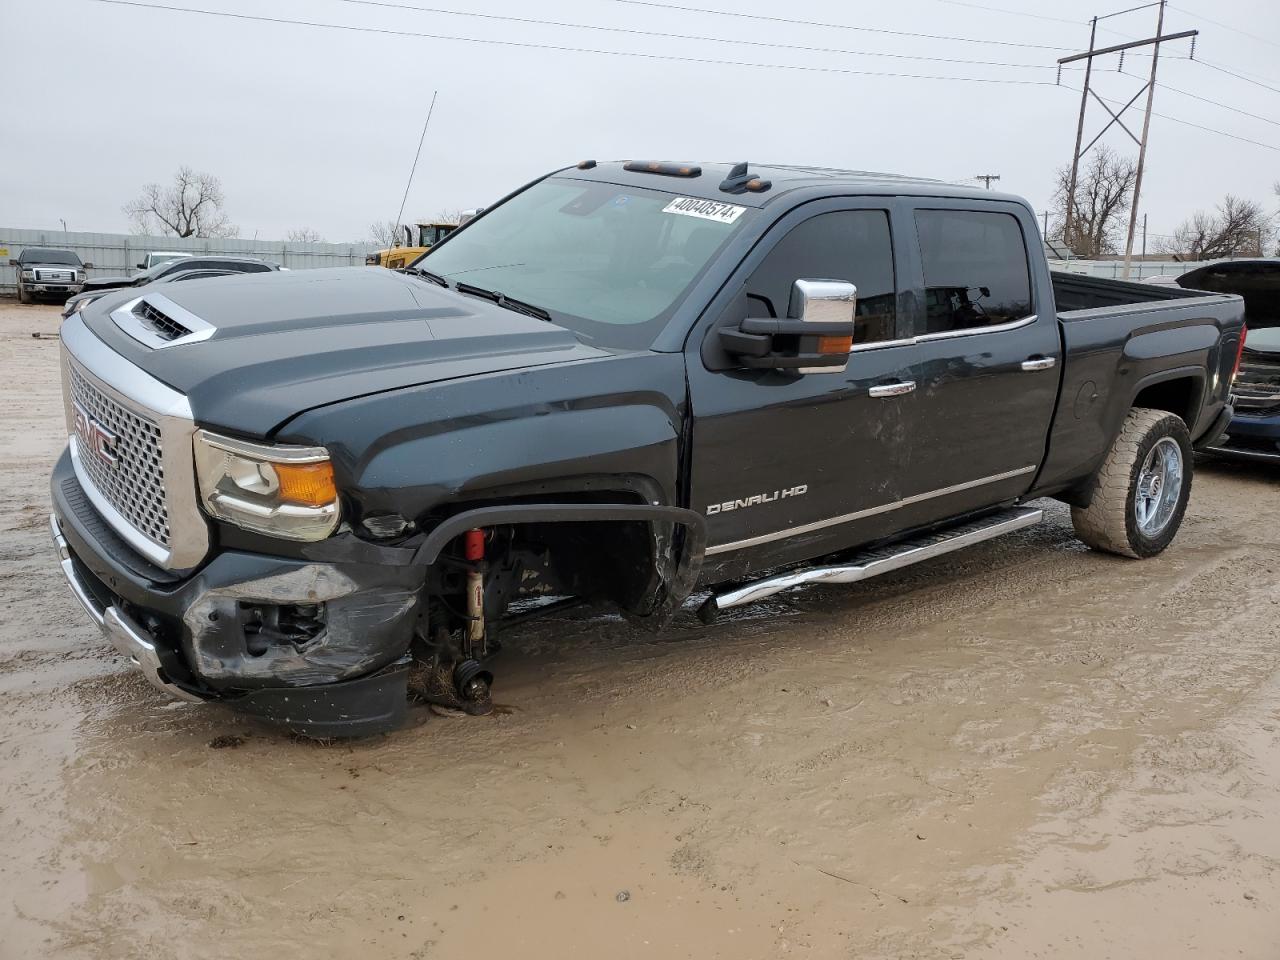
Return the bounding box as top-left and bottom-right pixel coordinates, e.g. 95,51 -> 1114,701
35,268 -> 75,283
1235,354 -> 1280,412
66,360 -> 170,548
134,300 -> 191,342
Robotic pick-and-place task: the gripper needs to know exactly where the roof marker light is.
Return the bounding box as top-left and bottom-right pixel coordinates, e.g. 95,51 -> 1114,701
623,161 -> 702,177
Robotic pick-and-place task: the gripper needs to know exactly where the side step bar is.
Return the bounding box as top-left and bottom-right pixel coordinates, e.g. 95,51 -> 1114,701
699,506 -> 1044,621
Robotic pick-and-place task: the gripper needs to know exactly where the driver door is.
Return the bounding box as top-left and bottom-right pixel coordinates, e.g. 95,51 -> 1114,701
687,201 -> 920,577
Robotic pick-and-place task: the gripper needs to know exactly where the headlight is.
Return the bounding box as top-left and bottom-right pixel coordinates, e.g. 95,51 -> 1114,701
193,430 -> 341,541
20,270 -> 34,280
76,271 -> 85,282
64,294 -> 99,318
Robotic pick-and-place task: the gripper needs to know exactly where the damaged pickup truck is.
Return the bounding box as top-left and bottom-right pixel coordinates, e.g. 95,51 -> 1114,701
51,161 -> 1245,736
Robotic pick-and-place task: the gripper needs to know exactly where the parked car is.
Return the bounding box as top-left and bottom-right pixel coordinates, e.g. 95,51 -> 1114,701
49,161 -> 1244,737
10,247 -> 89,303
137,251 -> 192,271
1173,260 -> 1280,462
64,256 -> 282,317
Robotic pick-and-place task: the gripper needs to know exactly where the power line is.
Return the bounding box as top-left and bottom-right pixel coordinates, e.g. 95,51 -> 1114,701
1060,83 -> 1280,152
607,0 -> 1073,51
925,0 -> 1084,26
1194,59 -> 1280,97
321,0 -> 1058,71
1168,3 -> 1280,50
1158,81 -> 1280,128
73,0 -> 1064,86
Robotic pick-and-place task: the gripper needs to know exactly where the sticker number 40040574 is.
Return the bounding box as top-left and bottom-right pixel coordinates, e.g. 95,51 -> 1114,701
662,197 -> 746,225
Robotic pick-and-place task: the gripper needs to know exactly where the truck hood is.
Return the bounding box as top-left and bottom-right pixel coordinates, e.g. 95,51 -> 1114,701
1245,328 -> 1280,355
79,267 -> 611,436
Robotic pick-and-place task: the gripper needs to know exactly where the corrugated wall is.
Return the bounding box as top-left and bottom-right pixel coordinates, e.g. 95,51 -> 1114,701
0,227 -> 380,291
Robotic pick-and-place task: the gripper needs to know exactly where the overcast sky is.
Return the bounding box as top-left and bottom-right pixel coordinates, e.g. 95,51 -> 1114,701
5,0 -> 1277,245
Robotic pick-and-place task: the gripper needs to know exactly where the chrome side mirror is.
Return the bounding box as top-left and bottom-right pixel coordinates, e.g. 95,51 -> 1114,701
790,278 -> 857,374
718,278 -> 857,374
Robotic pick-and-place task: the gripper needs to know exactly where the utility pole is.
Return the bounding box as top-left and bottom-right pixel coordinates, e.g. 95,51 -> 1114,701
1142,213 -> 1147,258
975,174 -> 1001,189
1057,4 -> 1196,268
1122,1 -> 1166,279
1063,16 -> 1097,255
1043,210 -> 1050,238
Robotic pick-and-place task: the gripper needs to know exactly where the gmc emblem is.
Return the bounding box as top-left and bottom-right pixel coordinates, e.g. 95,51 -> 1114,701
72,400 -> 119,467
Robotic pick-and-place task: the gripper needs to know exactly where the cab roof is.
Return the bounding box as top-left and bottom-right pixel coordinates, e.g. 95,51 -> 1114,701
559,160 -> 1023,207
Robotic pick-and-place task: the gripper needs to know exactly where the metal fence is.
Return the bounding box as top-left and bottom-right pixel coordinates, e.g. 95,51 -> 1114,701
1046,256 -> 1260,280
0,227 -> 380,292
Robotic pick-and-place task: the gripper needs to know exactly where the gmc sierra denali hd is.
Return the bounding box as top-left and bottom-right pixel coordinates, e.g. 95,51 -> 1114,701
50,161 -> 1245,736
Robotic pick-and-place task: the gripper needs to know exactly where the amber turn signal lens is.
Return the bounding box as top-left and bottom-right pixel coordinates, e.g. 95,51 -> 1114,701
274,461 -> 337,507
816,335 -> 853,354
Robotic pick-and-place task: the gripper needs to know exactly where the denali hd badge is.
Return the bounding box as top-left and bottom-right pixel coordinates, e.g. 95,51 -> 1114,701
706,485 -> 807,515
72,399 -> 119,467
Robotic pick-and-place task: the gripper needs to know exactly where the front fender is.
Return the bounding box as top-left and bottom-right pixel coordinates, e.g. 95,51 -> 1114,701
275,351 -> 688,527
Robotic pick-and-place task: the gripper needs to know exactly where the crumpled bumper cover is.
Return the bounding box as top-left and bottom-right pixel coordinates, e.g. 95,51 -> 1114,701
51,449 -> 423,735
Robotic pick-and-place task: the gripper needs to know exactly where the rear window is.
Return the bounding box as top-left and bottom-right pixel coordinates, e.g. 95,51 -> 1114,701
915,210 -> 1032,334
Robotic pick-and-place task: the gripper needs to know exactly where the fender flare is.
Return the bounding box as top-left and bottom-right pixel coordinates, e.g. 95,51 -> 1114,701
412,502 -> 708,611
1125,364 -> 1208,435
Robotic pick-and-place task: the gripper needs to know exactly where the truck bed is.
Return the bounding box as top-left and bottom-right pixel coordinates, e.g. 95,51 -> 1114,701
1051,271 -> 1205,313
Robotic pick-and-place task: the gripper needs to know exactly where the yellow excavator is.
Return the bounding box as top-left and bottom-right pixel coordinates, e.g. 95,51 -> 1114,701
366,221 -> 458,269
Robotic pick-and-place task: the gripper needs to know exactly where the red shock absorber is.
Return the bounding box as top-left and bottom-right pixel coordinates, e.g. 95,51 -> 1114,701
464,528 -> 486,651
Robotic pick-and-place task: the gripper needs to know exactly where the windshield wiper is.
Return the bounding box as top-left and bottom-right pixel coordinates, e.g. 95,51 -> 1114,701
397,266 -> 449,287
455,282 -> 552,322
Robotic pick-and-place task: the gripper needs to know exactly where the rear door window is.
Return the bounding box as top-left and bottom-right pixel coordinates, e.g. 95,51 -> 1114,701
746,210 -> 898,344
915,210 -> 1032,334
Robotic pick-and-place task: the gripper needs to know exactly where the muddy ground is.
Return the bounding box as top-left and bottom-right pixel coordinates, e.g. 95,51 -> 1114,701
2,299 -> 1279,959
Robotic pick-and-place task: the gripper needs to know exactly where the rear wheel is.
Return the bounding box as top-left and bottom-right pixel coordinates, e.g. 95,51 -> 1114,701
1071,407 -> 1193,559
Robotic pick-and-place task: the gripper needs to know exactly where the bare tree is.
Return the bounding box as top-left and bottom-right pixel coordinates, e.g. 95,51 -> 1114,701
286,227 -> 324,243
1162,195 -> 1272,260
368,220 -> 404,247
1049,146 -> 1138,257
124,166 -> 238,238
432,208 -> 464,225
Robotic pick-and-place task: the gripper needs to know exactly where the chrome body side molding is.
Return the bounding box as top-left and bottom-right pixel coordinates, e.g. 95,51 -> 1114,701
706,465 -> 1037,556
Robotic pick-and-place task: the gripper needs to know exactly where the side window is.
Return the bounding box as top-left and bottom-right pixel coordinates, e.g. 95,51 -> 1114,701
746,210 -> 897,344
915,209 -> 1032,334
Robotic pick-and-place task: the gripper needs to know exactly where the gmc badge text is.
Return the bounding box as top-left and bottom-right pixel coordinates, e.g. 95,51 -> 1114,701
50,161 -> 1245,736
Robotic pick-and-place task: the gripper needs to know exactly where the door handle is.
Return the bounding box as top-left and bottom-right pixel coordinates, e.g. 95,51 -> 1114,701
1021,357 -> 1057,371
868,380 -> 917,398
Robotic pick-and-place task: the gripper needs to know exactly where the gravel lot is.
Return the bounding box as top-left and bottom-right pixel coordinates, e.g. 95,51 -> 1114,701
3,298 -> 1279,959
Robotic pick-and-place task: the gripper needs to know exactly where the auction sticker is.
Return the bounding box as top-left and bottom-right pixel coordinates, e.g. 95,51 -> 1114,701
662,197 -> 746,224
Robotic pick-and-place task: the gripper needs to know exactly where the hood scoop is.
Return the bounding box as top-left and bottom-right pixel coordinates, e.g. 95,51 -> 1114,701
111,293 -> 216,350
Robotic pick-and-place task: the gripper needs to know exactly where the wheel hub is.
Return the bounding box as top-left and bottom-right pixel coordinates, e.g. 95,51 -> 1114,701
1134,437 -> 1183,537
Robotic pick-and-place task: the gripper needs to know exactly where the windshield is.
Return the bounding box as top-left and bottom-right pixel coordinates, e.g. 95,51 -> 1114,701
21,248 -> 80,266
418,178 -> 750,348
149,253 -> 189,268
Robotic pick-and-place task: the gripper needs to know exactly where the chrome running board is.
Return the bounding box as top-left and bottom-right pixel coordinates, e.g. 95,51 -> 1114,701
700,506 -> 1044,620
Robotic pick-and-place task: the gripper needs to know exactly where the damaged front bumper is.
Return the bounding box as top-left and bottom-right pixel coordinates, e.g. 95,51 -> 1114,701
51,451 -> 423,736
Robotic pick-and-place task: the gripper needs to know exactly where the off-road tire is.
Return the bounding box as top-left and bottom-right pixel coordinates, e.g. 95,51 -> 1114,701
1070,407 -> 1193,559
16,282 -> 29,304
